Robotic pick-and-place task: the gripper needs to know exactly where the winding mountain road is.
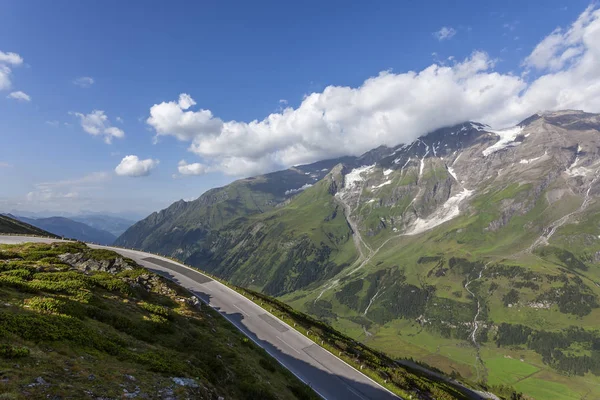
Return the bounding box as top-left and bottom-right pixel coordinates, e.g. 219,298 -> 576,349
0,235 -> 399,400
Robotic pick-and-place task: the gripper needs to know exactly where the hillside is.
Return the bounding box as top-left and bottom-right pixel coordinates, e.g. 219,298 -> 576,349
15,216 -> 117,245
116,110 -> 600,399
0,241 -> 318,399
0,214 -> 57,237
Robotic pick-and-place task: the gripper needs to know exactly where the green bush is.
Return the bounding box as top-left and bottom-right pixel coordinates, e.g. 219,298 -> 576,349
1,269 -> 33,279
259,357 -> 277,373
89,273 -> 132,295
0,251 -> 21,260
139,301 -> 172,319
0,344 -> 30,359
0,275 -> 37,292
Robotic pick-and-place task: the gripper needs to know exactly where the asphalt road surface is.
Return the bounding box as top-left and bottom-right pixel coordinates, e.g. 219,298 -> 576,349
0,236 -> 400,400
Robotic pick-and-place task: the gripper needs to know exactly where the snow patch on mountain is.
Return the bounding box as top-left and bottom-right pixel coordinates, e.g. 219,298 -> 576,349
519,152 -> 546,165
344,165 -> 375,188
566,166 -> 593,177
406,188 -> 473,235
372,180 -> 392,189
383,169 -> 394,176
447,166 -> 458,181
482,126 -> 524,156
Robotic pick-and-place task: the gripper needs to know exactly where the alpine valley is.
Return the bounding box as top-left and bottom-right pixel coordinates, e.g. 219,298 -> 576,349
116,110 -> 600,399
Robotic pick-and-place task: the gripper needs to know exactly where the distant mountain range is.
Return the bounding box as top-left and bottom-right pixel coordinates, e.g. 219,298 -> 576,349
70,214 -> 136,237
115,110 -> 600,398
10,215 -> 117,245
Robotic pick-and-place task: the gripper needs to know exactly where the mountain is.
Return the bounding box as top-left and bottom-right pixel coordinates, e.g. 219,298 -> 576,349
116,110 -> 600,399
71,214 -> 136,237
15,216 -> 117,245
0,214 -> 58,237
0,241 -> 317,399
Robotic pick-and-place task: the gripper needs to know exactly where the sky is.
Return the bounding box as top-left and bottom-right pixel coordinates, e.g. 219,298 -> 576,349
0,0 -> 598,218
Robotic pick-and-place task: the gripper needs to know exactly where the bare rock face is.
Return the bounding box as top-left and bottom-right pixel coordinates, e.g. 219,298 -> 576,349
58,253 -> 133,274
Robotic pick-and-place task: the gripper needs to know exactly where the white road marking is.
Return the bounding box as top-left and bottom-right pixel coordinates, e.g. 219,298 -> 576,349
276,335 -> 302,354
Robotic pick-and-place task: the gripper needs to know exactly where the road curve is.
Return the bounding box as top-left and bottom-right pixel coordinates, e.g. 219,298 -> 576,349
0,236 -> 400,400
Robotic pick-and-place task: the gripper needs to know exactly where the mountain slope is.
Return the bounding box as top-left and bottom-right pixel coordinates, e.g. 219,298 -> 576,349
0,241 -> 318,399
115,156 -> 362,254
15,216 -> 117,245
0,214 -> 57,237
117,110 -> 600,399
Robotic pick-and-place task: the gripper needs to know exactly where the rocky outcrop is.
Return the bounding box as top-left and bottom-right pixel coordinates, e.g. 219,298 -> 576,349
58,253 -> 133,274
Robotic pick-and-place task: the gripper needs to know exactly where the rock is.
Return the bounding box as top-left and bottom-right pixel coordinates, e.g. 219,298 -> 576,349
88,374 -> 96,381
123,386 -> 141,398
124,374 -> 136,382
171,377 -> 199,388
27,376 -> 48,387
58,253 -> 133,274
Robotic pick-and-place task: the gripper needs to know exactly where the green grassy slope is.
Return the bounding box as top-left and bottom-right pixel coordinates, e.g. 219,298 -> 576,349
0,242 -> 317,400
280,178 -> 600,400
0,214 -> 58,237
187,169 -> 359,296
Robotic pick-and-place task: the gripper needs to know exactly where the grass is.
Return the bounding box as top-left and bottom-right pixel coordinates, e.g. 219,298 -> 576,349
514,377 -> 580,400
231,286 -> 497,400
0,242 -> 318,400
484,357 -> 539,386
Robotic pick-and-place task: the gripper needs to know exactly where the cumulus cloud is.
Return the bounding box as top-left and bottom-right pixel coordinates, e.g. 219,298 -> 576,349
434,26 -> 457,41
7,91 -> 30,102
0,50 -> 24,91
177,160 -> 209,176
146,5 -> 600,178
70,110 -> 125,144
115,155 -> 159,177
73,76 -> 94,88
0,51 -> 23,66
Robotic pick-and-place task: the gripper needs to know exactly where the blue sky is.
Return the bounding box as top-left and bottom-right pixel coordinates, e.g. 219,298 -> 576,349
0,0 -> 597,217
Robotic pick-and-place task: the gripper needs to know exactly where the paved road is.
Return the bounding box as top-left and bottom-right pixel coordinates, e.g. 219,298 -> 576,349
0,236 -> 399,400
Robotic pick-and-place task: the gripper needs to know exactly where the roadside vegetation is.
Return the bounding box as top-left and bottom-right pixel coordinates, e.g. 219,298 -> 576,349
0,242 -> 317,399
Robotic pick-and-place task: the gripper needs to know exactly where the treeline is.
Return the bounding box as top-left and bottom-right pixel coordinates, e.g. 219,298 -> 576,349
496,323 -> 600,376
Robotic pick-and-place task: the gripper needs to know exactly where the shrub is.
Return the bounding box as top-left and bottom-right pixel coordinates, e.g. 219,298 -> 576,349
0,344 -> 30,359
1,269 -> 33,279
259,357 -> 277,373
139,301 -> 172,319
89,273 -> 132,295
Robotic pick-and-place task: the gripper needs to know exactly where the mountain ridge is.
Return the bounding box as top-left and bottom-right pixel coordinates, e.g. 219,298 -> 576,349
116,110 -> 600,399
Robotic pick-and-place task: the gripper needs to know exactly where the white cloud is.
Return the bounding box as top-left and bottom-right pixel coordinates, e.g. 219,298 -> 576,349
434,26 -> 457,41
145,5 -> 600,178
7,91 -> 30,102
26,172 -> 110,203
0,162 -> 11,168
178,93 -> 196,110
46,120 -> 60,127
0,50 -> 24,91
115,155 -> 159,177
148,93 -> 223,141
524,5 -> 595,71
0,51 -> 23,66
73,76 -> 94,88
177,160 -> 209,176
70,110 -> 125,144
